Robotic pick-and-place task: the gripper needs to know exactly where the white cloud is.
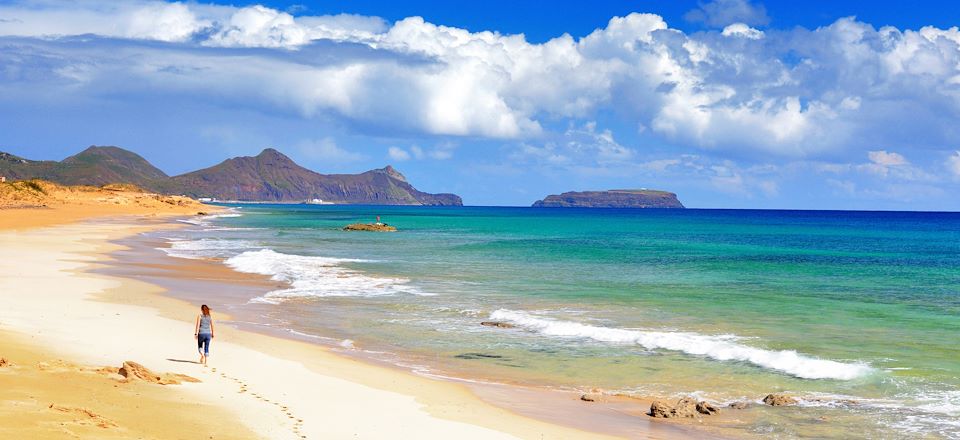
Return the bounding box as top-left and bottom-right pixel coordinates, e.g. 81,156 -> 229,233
387,146 -> 411,161
1,2 -> 960,160
428,143 -> 456,160
296,138 -> 365,162
859,150 -> 921,179
814,150 -> 935,182
947,151 -> 960,177
384,144 -> 454,162
684,0 -> 770,27
868,150 -> 908,166
409,145 -> 424,159
721,23 -> 764,39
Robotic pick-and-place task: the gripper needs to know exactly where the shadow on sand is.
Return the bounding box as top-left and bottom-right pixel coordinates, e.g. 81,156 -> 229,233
166,358 -> 201,364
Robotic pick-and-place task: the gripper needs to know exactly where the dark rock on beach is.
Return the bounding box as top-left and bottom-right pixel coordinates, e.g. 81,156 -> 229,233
480,321 -> 515,328
728,401 -> 750,410
673,397 -> 699,418
454,353 -> 505,360
649,397 -> 719,418
763,393 -> 798,406
649,400 -> 675,418
696,401 -> 720,415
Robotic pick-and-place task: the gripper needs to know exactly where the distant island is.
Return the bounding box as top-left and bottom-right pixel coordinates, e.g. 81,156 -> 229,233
532,189 -> 684,208
0,146 -> 462,206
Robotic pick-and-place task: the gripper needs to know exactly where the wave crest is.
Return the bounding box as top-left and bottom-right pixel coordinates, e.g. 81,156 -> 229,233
489,309 -> 871,380
226,249 -> 427,302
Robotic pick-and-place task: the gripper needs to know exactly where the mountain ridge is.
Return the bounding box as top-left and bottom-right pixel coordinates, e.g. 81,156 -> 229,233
0,146 -> 462,206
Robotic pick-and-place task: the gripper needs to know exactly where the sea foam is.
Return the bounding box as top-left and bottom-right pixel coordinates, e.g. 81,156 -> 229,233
489,309 -> 872,380
162,238 -> 257,260
226,249 -> 427,302
177,211 -> 243,226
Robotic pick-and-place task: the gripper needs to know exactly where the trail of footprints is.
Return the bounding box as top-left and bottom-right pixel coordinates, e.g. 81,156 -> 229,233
212,367 -> 307,439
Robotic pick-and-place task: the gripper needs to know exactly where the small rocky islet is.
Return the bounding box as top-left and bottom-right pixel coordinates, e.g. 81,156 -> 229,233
532,189 -> 684,208
343,222 -> 397,232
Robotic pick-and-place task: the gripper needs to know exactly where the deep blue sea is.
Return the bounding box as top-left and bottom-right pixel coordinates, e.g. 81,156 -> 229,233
157,205 -> 960,439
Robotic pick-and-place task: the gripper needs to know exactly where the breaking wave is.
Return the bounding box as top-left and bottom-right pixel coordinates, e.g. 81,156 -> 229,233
489,309 -> 872,380
225,249 -> 428,302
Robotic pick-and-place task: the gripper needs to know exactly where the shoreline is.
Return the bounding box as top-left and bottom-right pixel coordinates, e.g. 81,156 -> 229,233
107,217 -> 730,439
0,212 -> 722,439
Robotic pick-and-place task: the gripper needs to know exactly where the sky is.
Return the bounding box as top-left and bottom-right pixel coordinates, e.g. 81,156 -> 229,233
2,0 -> 960,209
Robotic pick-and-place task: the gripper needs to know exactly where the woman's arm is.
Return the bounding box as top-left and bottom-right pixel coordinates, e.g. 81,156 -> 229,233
210,317 -> 215,338
194,315 -> 200,339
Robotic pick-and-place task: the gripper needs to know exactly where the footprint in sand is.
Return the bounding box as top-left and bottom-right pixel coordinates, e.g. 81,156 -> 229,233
218,372 -> 303,438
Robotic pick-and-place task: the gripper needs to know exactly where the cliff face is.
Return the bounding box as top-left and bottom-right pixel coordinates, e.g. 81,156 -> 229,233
532,190 -> 684,208
0,147 -> 462,206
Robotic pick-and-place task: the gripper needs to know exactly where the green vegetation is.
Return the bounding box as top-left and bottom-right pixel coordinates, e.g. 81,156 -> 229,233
19,180 -> 47,194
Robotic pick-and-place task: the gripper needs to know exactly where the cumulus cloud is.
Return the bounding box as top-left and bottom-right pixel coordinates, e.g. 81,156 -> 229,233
2,1 -> 960,161
510,122 -> 635,168
814,150 -> 937,182
721,23 -> 764,39
297,138 -> 365,162
947,151 -> 960,178
385,144 -> 455,162
387,146 -> 411,161
857,150 -> 934,180
867,150 -> 908,166
684,0 -> 770,27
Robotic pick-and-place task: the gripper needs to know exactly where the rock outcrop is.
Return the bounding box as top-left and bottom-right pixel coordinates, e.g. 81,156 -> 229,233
532,189 -> 684,208
343,223 -> 398,232
763,393 -> 798,406
116,361 -> 200,385
696,401 -> 720,415
649,397 -> 720,418
649,400 -> 676,418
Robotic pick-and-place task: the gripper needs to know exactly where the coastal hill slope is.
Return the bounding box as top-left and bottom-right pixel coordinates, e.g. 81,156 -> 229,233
0,146 -> 461,206
0,147 -> 168,191
168,148 -> 462,205
532,189 -> 684,208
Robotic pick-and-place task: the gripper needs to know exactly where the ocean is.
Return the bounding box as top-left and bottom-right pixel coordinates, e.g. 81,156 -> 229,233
156,205 -> 960,439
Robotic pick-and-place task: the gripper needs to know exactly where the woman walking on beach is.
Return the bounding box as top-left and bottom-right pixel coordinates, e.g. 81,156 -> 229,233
194,304 -> 215,366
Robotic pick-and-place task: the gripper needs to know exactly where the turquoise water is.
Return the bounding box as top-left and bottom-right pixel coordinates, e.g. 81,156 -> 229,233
160,205 -> 960,439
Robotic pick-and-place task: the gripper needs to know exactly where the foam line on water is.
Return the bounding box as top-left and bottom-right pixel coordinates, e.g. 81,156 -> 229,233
226,249 -> 428,301
161,238 -> 257,259
489,309 -> 872,380
177,211 -> 243,226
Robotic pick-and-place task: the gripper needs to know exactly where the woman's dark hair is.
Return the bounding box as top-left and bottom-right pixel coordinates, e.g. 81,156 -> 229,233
201,304 -> 211,316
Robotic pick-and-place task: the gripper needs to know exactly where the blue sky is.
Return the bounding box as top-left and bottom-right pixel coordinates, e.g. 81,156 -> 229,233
2,0 -> 960,209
